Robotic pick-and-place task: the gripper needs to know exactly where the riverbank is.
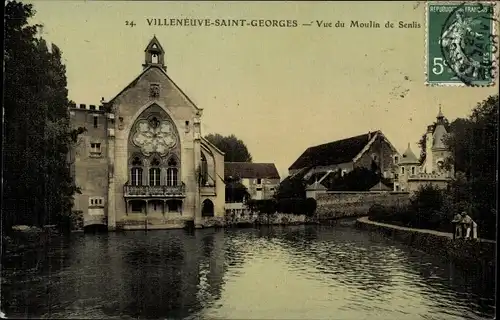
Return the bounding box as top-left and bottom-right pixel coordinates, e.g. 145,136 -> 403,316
355,216 -> 496,266
1,225 -> 66,258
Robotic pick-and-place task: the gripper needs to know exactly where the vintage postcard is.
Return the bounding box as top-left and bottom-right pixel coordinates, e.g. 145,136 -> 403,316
2,1 -> 498,319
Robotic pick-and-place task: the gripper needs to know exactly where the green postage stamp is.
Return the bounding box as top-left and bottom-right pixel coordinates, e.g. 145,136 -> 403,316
426,1 -> 498,86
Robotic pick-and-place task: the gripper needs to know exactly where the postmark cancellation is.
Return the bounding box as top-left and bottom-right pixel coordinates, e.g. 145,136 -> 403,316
426,1 -> 498,87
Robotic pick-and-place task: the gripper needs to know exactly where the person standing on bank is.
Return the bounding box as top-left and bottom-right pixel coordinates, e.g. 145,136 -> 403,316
461,211 -> 473,240
452,212 -> 463,240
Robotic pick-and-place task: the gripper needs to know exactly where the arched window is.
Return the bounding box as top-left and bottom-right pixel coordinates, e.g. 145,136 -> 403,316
149,158 -> 161,186
401,167 -> 405,174
200,153 -> 208,185
202,199 -> 214,217
131,157 -> 143,186
152,53 -> 159,64
167,158 -> 178,186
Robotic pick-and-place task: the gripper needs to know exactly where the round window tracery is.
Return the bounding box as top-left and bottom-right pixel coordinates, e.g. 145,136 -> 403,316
131,117 -> 177,156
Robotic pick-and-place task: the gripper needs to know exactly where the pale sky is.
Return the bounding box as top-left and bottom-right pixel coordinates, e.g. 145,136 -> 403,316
26,1 -> 498,178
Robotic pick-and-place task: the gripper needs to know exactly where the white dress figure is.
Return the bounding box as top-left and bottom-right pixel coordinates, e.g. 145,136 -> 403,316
471,221 -> 478,239
461,214 -> 473,240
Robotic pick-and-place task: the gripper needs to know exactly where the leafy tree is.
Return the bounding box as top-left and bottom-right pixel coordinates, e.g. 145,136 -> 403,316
444,94 -> 498,181
3,1 -> 84,231
204,133 -> 253,162
225,177 -> 250,203
274,175 -> 307,200
442,94 -> 498,239
411,183 -> 445,211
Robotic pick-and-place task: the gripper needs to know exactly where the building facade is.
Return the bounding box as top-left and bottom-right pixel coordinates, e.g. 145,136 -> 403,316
224,162 -> 281,201
394,108 -> 454,193
69,36 -> 226,230
287,130 -> 400,190
224,162 -> 280,219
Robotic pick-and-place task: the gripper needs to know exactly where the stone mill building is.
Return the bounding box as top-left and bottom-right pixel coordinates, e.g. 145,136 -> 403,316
68,36 -> 226,230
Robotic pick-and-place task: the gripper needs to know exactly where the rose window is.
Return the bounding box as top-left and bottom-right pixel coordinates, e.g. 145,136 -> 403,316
132,117 -> 177,156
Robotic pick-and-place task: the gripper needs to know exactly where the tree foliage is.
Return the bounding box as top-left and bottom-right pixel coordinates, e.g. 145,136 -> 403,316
3,1 -> 84,231
274,175 -> 307,200
225,177 -> 250,203
204,133 -> 253,162
444,95 -> 498,181
442,94 -> 498,239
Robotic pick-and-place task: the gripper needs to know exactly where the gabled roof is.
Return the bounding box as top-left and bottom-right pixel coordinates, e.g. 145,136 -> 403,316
289,131 -> 381,171
145,35 -> 164,53
224,162 -> 280,180
107,65 -> 202,113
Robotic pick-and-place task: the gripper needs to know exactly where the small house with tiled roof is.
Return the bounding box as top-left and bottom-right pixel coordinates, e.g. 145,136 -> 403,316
288,130 -> 400,190
224,162 -> 281,200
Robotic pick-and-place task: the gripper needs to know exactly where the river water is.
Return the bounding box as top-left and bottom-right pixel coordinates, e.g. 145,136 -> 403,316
1,222 -> 495,320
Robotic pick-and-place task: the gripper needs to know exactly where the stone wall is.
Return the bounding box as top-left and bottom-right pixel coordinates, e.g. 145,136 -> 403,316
355,217 -> 495,266
70,108 -> 109,219
315,191 -> 410,220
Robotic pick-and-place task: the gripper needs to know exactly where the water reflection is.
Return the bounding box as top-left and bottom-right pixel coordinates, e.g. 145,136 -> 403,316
1,225 -> 495,320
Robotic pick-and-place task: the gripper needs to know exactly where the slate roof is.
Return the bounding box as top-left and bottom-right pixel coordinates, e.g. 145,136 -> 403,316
432,124 -> 448,150
399,144 -> 419,164
224,162 -> 280,180
289,131 -> 379,171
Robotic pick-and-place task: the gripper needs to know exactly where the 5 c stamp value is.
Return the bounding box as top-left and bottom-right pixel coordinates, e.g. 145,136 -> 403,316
426,1 -> 498,86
